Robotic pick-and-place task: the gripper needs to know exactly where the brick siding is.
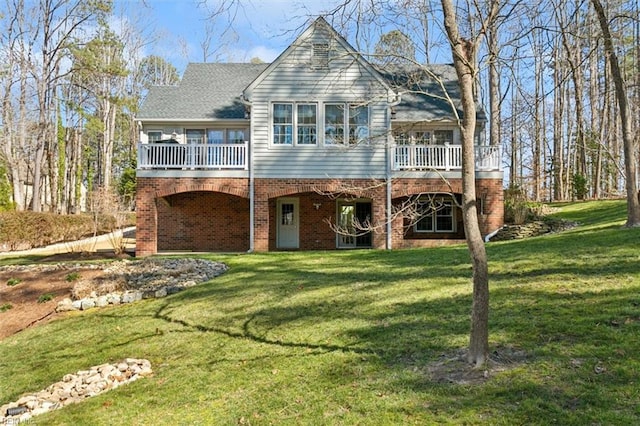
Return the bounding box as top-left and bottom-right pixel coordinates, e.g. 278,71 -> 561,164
136,176 -> 503,255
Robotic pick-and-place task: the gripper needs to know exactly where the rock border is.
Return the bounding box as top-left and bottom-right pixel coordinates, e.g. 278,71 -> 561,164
53,258 -> 228,312
1,358 -> 152,424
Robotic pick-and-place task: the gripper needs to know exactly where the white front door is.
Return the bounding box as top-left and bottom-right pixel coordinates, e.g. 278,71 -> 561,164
277,198 -> 299,249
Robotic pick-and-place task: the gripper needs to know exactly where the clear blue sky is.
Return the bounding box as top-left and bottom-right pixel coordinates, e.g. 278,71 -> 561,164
114,0 -> 328,73
112,1 -> 453,75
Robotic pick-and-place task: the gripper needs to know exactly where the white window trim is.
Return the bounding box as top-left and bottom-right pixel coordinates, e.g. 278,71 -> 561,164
296,103 -> 318,145
270,102 -> 318,147
147,130 -> 163,143
324,103 -> 370,146
393,130 -> 433,145
185,129 -> 206,145
207,128 -> 248,144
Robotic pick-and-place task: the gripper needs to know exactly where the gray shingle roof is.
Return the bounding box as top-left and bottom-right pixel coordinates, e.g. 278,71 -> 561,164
376,63 -> 486,122
137,63 -> 269,120
137,62 -> 482,122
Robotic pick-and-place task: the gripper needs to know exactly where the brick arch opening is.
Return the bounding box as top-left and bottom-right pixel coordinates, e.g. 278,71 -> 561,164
155,182 -> 249,200
262,179 -> 385,200
157,190 -> 250,252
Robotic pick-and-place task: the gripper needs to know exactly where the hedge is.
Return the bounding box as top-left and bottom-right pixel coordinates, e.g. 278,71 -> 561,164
0,212 -> 135,251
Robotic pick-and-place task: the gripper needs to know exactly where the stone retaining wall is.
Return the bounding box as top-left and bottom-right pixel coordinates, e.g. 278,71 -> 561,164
489,219 -> 578,241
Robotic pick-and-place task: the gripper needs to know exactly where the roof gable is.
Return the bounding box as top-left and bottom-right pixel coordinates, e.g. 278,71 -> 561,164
243,16 -> 393,100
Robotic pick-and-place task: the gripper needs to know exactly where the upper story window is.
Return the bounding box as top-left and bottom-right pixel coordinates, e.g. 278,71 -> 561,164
325,103 -> 369,145
433,130 -> 454,144
147,131 -> 162,143
186,129 -> 205,144
393,130 -> 452,145
312,43 -> 329,70
349,105 -> 369,144
273,103 -> 293,145
227,129 -> 245,144
272,103 -> 318,146
206,129 -> 245,144
297,104 -> 317,145
393,130 -> 431,145
207,129 -> 224,144
324,104 -> 345,145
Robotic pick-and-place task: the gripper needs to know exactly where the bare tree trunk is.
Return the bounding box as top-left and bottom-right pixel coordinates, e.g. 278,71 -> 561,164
510,59 -> 519,189
591,0 -> 640,226
533,31 -> 542,201
441,0 -> 497,367
555,1 -> 588,190
552,44 -> 564,201
589,18 -> 602,199
101,99 -> 117,189
488,21 -> 500,147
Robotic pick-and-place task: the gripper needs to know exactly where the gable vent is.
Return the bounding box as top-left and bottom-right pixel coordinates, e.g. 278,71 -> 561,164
311,43 -> 329,70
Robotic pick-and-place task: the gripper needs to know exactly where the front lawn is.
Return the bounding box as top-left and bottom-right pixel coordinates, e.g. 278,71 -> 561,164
1,199 -> 639,424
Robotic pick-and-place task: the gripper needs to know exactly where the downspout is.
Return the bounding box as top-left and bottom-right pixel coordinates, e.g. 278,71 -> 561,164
241,95 -> 254,253
386,93 -> 402,250
484,226 -> 502,242
248,138 -> 255,253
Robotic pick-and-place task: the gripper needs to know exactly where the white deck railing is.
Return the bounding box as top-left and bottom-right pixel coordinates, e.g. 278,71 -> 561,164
137,142 -> 501,172
137,142 -> 248,170
392,144 -> 501,171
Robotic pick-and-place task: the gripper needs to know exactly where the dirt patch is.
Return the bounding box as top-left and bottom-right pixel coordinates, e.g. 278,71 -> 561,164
427,346 -> 530,385
0,252 -> 130,340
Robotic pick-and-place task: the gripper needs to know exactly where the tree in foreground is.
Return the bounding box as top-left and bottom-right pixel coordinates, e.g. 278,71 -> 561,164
590,0 -> 640,227
441,0 -> 499,367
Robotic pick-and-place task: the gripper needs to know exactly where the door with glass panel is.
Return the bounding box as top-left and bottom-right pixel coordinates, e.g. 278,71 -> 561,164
337,201 -> 372,248
186,129 -> 205,166
277,198 -> 299,249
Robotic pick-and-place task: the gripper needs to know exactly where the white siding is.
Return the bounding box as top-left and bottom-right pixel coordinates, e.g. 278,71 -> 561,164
247,27 -> 392,179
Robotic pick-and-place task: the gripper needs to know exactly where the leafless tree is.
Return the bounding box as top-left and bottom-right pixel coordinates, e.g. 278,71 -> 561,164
441,0 -> 500,367
590,0 -> 640,226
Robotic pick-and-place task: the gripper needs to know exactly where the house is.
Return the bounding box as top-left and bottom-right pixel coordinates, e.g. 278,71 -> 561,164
135,17 -> 503,256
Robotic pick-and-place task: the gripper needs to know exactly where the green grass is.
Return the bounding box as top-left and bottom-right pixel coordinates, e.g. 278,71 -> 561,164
1,199 -> 639,425
65,272 -> 81,282
37,293 -> 55,303
6,277 -> 21,286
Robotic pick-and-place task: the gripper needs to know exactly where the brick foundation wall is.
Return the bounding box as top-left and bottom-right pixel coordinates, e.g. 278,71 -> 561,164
267,193 -> 337,251
255,178 -> 387,251
136,177 -> 250,256
157,191 -> 249,252
136,176 -> 503,255
390,177 -> 504,249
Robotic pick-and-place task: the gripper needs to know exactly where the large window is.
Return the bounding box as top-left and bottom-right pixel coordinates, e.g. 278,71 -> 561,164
207,129 -> 224,144
273,103 -> 293,145
348,105 -> 369,144
206,129 -> 245,144
324,104 -> 345,145
272,103 -> 318,146
325,103 -> 369,145
227,129 -> 245,144
297,104 -> 317,144
147,131 -> 162,143
186,129 -> 205,144
415,198 -> 455,233
433,130 -> 454,144
393,130 -> 431,145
